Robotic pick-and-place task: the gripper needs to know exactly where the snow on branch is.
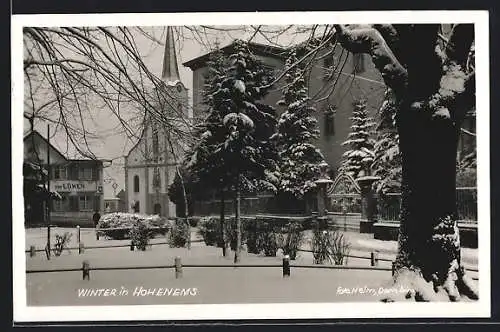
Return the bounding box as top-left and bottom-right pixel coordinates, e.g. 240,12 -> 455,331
461,128 -> 476,137
334,25 -> 407,96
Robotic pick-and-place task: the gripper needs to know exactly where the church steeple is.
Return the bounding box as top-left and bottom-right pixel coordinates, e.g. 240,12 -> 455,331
161,26 -> 181,84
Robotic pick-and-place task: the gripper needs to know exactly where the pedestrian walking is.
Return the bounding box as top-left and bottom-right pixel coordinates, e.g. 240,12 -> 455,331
92,210 -> 101,228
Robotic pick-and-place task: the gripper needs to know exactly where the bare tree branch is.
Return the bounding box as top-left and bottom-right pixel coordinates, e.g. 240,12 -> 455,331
334,24 -> 407,96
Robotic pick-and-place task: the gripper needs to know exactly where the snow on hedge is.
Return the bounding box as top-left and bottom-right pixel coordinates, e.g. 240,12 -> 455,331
98,212 -> 171,229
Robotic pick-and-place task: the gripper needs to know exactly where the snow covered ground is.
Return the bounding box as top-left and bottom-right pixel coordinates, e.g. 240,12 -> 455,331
23,227 -> 479,306
26,245 -> 391,306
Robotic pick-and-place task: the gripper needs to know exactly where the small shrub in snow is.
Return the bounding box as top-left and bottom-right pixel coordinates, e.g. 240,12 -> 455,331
278,222 -> 304,260
312,228 -> 351,265
259,221 -> 279,257
53,232 -> 72,256
197,216 -> 220,246
130,223 -> 151,251
169,218 -> 190,248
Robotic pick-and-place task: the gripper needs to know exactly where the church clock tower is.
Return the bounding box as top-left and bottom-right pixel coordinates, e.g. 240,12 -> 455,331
124,26 -> 188,217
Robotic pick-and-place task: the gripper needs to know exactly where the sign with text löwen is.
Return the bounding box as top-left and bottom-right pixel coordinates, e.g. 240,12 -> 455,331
50,181 -> 98,193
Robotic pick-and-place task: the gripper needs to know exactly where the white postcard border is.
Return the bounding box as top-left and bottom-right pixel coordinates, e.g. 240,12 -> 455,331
12,10 -> 491,322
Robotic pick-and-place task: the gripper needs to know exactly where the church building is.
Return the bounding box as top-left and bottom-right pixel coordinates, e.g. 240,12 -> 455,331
124,27 -> 188,217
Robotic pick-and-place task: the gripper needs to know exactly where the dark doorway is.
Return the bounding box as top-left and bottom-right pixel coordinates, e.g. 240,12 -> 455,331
153,203 -> 161,216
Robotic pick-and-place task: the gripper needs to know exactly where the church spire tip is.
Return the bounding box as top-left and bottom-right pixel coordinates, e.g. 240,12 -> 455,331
161,26 -> 181,84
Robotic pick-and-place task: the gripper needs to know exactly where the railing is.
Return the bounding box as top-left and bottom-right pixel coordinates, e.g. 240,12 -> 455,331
377,187 -> 477,222
26,255 -> 395,281
25,225 -> 203,257
25,255 -> 479,281
328,194 -> 362,214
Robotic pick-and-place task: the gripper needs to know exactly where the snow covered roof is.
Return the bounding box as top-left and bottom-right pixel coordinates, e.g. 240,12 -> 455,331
164,80 -> 181,87
183,40 -> 287,70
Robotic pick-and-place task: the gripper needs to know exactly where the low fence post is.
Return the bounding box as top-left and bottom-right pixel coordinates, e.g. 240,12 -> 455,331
175,256 -> 182,279
30,245 -> 36,257
76,225 -> 81,249
130,240 -> 135,251
82,260 -> 90,280
45,243 -> 50,260
96,228 -> 100,241
79,242 -> 85,254
283,255 -> 290,277
392,261 -> 396,276
370,251 -> 378,267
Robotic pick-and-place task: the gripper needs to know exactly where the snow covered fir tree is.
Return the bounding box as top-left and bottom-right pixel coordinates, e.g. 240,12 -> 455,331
339,99 -> 376,178
181,45 -> 233,256
273,49 -> 326,199
372,88 -> 402,195
184,40 -> 279,262
220,40 -> 280,263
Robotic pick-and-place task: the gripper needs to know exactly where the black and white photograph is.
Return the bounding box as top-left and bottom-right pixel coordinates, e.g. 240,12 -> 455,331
12,11 -> 490,321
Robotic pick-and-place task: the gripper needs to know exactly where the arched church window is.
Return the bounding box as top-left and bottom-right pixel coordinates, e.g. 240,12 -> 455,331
133,175 -> 140,193
152,129 -> 159,156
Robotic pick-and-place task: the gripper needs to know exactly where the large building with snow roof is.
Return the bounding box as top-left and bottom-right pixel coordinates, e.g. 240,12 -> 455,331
183,39 -> 387,178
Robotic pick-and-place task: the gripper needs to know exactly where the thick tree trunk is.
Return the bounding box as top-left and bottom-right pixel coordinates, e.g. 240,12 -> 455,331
388,102 -> 478,301
234,175 -> 242,263
334,23 -> 477,301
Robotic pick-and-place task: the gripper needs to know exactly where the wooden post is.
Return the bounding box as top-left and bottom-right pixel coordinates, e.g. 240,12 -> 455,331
283,255 -> 290,277
79,242 -> 85,254
46,224 -> 51,259
45,243 -> 50,260
392,261 -> 396,276
130,240 -> 135,251
82,260 -> 90,280
30,245 -> 36,257
46,124 -> 52,257
175,256 -> 182,279
370,251 -> 379,266
96,229 -> 100,240
76,225 -> 81,248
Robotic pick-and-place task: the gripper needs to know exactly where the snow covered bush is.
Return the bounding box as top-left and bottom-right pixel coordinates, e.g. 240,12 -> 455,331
197,216 -> 220,246
168,218 -> 190,248
97,212 -> 170,240
130,223 -> 151,251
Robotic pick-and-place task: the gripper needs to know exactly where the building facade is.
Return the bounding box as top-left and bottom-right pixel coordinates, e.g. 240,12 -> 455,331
24,131 -> 104,226
124,27 -> 188,217
183,40 -> 386,178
